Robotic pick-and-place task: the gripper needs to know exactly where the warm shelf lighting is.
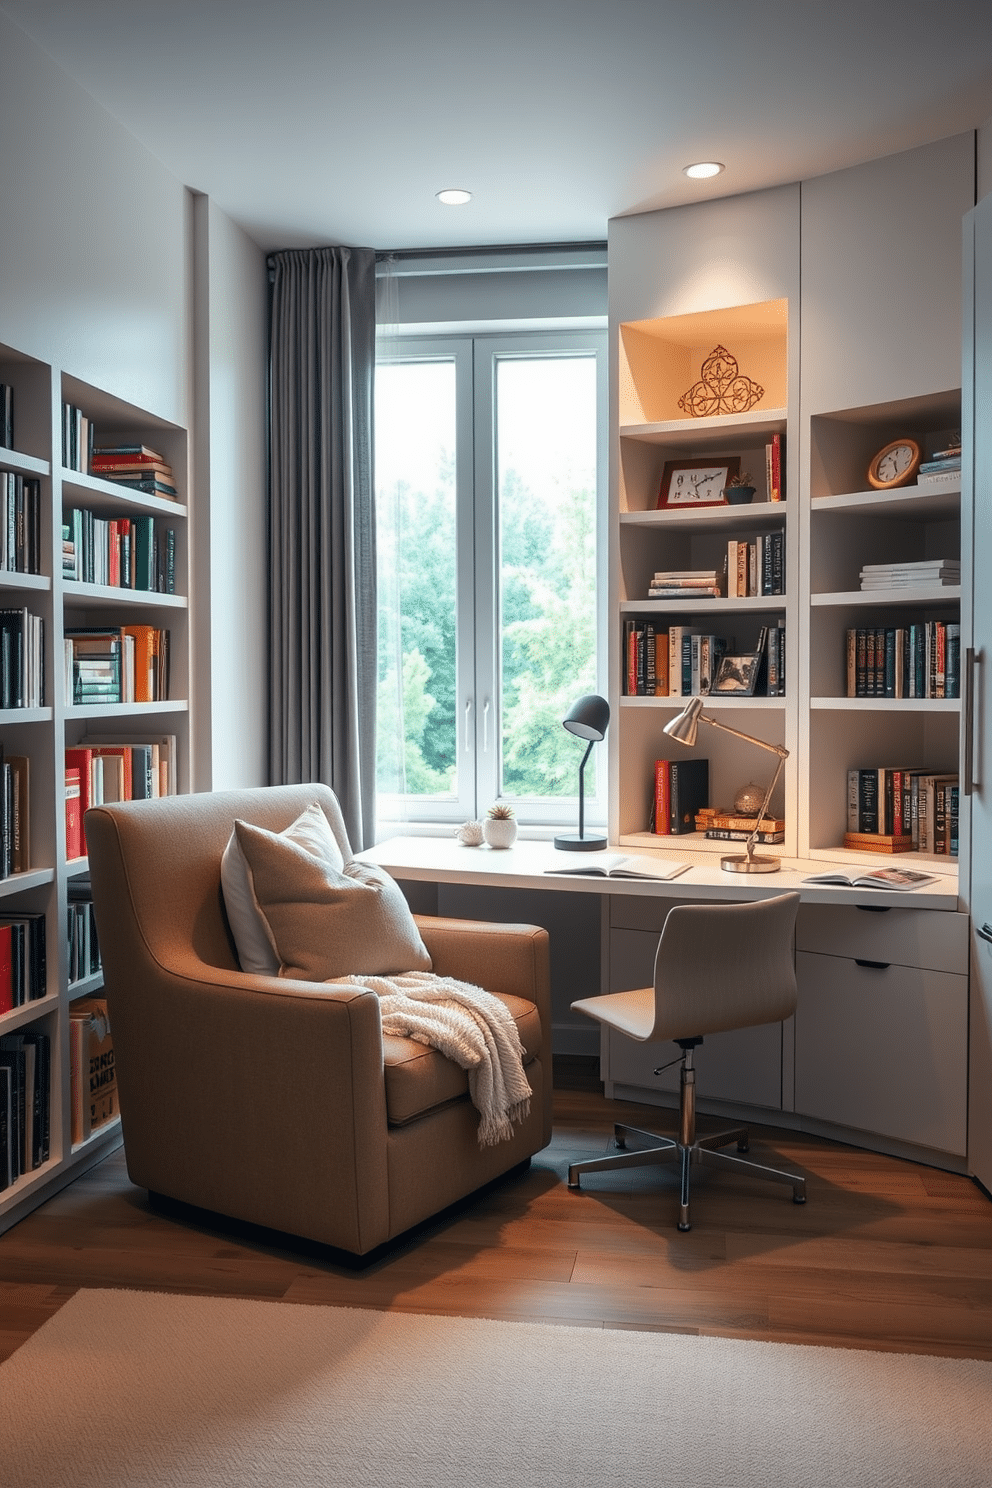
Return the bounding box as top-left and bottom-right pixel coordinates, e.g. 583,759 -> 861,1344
683,162 -> 724,180
436,188 -> 472,205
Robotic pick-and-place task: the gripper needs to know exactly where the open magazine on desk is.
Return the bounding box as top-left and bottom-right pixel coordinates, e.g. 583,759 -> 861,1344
545,852 -> 690,881
802,866 -> 939,891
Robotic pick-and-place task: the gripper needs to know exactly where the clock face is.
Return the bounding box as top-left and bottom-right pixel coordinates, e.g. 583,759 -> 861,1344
667,465 -> 727,504
869,438 -> 920,489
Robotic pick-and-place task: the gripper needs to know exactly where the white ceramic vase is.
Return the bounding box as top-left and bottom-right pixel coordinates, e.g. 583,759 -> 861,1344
483,816 -> 517,849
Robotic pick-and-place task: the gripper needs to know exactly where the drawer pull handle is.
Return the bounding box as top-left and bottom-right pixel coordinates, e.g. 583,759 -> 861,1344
977,923 -> 992,945
856,904 -> 891,913
855,958 -> 890,970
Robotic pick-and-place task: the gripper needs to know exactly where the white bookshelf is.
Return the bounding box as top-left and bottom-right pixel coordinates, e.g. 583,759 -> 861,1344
0,337 -> 190,1232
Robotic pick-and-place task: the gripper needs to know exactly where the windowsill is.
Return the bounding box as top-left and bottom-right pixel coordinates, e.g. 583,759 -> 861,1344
373,820 -> 607,847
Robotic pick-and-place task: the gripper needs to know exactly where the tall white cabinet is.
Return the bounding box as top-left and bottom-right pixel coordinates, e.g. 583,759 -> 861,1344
606,134 -> 983,1174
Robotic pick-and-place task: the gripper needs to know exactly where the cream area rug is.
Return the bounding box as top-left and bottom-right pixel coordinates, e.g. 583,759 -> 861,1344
2,1289 -> 991,1488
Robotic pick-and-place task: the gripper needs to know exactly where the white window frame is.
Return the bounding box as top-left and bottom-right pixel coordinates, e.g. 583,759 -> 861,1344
375,326 -> 607,835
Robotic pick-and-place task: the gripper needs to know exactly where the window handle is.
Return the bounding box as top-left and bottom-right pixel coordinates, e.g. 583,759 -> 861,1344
464,698 -> 473,753
482,698 -> 491,752
977,923 -> 992,945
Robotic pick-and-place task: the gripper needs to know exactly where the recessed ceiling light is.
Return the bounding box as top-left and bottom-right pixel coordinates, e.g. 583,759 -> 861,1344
436,188 -> 472,206
683,162 -> 724,180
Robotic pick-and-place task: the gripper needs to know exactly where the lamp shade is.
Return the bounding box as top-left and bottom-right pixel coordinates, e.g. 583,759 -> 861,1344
663,695 -> 703,746
562,694 -> 610,742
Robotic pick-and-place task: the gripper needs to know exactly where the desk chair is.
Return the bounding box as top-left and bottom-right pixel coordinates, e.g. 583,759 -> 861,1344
568,892 -> 806,1231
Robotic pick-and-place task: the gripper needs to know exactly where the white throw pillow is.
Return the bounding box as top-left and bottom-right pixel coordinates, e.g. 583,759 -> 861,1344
232,817 -> 431,983
221,802 -> 346,974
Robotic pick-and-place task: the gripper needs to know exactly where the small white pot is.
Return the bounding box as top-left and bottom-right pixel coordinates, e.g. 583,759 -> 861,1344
483,816 -> 517,849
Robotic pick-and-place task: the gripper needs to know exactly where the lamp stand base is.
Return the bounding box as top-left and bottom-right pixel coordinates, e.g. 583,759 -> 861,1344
554,833 -> 608,852
721,853 -> 781,874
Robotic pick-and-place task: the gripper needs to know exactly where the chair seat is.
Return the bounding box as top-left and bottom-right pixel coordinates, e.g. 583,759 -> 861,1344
382,993 -> 543,1126
571,985 -> 654,1041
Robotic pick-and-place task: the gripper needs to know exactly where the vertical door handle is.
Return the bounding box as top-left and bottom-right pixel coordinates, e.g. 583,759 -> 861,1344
464,698 -> 473,752
482,698 -> 491,752
965,648 -> 981,796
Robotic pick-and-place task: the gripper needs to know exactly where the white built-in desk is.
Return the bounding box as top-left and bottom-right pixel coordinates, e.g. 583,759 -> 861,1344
361,837 -> 970,1174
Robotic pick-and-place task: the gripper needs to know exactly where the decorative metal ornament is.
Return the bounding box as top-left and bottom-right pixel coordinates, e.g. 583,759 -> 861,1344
679,345 -> 765,418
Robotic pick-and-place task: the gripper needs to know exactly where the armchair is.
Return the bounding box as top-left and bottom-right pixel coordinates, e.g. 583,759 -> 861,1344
85,784 -> 552,1256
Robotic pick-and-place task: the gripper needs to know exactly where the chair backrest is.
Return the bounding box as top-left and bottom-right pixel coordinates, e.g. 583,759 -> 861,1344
85,783 -> 353,974
648,891 -> 801,1042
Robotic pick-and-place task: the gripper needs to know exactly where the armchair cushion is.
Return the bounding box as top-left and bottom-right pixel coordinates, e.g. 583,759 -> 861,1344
382,993 -> 542,1126
233,817 -> 432,981
221,802 -> 345,974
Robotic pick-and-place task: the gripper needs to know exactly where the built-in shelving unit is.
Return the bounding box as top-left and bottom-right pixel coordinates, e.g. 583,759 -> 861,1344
0,337 -> 190,1232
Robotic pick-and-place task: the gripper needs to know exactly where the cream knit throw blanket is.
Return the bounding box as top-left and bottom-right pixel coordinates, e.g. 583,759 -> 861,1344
345,972 -> 532,1146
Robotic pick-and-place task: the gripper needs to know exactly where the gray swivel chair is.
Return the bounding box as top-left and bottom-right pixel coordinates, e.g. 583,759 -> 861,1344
568,891 -> 806,1231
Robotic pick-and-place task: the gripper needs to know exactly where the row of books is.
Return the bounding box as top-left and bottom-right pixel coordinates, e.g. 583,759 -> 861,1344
0,382 -> 13,449
859,558 -> 959,591
650,757 -> 709,835
846,767 -> 959,855
66,736 -> 178,858
695,807 -> 786,845
62,402 -> 95,473
64,625 -> 170,706
0,607 -> 44,709
90,444 -> 177,500
0,912 -> 47,1014
623,620 -> 786,698
844,623 -> 960,699
0,746 -> 29,879
726,529 -> 785,597
63,509 -> 176,594
1,472 -> 42,574
68,876 -> 101,986
70,997 -> 117,1147
648,569 -> 722,599
0,1027 -> 50,1187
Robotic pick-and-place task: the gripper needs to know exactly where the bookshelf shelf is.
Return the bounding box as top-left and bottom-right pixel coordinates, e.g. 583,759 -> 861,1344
620,407 -> 788,446
811,696 -> 960,713
811,587 -> 961,608
0,337 -> 189,1231
621,596 -> 787,616
621,504 -> 787,532
63,581 -> 187,609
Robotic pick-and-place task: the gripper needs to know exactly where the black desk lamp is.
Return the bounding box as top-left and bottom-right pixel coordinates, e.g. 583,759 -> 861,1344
554,694 -> 610,851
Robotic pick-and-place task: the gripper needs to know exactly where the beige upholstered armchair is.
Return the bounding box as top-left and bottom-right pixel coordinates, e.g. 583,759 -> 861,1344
85,784 -> 552,1256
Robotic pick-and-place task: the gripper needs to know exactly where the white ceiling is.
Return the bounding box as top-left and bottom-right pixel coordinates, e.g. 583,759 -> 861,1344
3,0 -> 992,253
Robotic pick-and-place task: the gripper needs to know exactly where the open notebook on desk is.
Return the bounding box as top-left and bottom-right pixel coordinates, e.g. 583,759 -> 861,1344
802,866 -> 939,891
546,852 -> 690,881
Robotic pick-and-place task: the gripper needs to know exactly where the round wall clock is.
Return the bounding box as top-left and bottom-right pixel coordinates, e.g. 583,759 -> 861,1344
867,437 -> 921,490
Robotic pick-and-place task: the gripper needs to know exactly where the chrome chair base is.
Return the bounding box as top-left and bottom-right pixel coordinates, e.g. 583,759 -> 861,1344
567,1045 -> 807,1231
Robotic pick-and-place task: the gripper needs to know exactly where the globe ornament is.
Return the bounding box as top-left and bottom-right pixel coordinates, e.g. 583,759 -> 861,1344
678,345 -> 765,418
734,782 -> 767,816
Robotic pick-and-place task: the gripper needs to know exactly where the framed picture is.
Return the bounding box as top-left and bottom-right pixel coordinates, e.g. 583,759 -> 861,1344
657,456 -> 740,509
712,651 -> 762,696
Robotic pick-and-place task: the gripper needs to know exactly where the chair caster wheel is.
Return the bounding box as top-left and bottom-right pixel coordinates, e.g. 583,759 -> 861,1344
677,1221 -> 692,1232
793,1193 -> 806,1205
737,1140 -> 749,1153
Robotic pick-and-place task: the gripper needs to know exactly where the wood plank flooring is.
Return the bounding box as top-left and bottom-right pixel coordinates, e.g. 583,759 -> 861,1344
2,1057 -> 991,1362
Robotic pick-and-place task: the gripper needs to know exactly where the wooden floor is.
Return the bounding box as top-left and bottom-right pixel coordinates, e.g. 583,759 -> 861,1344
2,1057 -> 992,1363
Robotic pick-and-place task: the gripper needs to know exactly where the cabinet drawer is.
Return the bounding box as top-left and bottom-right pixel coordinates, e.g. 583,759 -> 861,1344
796,904 -> 968,974
605,1022 -> 784,1111
795,949 -> 967,1154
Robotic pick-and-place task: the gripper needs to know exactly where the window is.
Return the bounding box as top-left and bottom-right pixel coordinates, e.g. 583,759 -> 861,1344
375,328 -> 606,830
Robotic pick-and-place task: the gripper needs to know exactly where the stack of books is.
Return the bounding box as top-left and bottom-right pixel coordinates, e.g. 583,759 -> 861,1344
845,622 -> 959,698
916,441 -> 961,489
90,445 -> 177,499
846,766 -> 958,855
1,472 -> 41,573
696,808 -> 785,845
69,997 -> 117,1146
61,402 -> 92,472
859,559 -> 960,591
64,624 -> 170,706
647,569 -> 722,599
651,757 -> 709,835
726,529 -> 785,597
63,508 -> 175,593
0,1026 -> 51,1186
0,606 -> 44,708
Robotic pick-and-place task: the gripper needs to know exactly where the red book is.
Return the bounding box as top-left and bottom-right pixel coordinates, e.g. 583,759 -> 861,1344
65,767 -> 82,860
654,759 -> 671,836
0,923 -> 13,1014
64,749 -> 94,857
770,433 -> 783,502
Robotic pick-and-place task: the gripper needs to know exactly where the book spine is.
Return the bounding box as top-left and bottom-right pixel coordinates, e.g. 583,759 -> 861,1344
653,760 -> 670,836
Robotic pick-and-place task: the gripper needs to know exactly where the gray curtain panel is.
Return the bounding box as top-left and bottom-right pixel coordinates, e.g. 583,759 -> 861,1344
268,246 -> 377,850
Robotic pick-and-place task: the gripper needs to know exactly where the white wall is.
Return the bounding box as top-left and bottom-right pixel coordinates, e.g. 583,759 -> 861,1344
0,10 -> 191,424
0,10 -> 269,791
192,196 -> 268,790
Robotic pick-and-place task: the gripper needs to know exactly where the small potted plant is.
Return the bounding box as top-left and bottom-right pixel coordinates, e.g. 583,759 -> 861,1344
723,470 -> 757,504
483,802 -> 517,849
